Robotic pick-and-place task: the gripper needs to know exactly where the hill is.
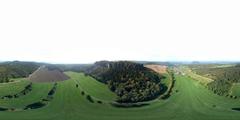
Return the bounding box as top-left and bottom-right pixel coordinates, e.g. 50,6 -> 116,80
28,66 -> 70,83
85,61 -> 164,103
0,61 -> 41,83
191,64 -> 240,97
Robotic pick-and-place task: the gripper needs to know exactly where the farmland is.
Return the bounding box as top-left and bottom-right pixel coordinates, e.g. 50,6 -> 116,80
0,70 -> 240,120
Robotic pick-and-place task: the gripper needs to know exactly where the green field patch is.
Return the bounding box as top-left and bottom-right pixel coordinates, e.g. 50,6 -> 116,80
24,83 -> 57,110
0,83 -> 57,111
65,72 -> 117,102
1,83 -> 32,99
0,82 -> 54,108
0,78 -> 30,97
160,73 -> 170,86
179,66 -> 214,85
230,83 -> 240,97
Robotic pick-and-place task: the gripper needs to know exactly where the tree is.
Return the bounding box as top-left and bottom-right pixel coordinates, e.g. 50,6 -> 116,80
85,61 -> 163,103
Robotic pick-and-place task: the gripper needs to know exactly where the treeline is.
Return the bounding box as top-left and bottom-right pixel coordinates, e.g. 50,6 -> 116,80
85,61 -> 163,103
235,64 -> 240,67
0,61 -> 91,83
160,69 -> 175,99
54,64 -> 91,72
194,65 -> 240,96
0,61 -> 40,83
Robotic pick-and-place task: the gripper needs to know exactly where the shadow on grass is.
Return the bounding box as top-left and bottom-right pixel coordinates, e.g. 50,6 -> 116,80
111,102 -> 149,108
0,107 -> 8,111
232,108 -> 240,111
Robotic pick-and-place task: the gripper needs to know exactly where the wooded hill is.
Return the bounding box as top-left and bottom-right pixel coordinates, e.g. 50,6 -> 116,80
85,61 -> 164,103
0,60 -> 92,83
194,64 -> 240,96
0,61 -> 41,83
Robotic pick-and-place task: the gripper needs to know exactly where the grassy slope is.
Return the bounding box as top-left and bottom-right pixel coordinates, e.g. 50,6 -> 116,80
231,83 -> 240,96
179,66 -> 214,85
188,64 -> 240,96
0,71 -> 239,120
0,82 -> 53,108
69,72 -> 117,101
160,73 -> 170,85
0,78 -> 30,96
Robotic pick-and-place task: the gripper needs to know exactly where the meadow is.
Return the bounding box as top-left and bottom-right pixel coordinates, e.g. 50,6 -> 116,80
0,71 -> 239,120
231,83 -> 240,97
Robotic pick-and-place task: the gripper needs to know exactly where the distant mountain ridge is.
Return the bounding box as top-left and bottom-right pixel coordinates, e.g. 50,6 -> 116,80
0,61 -> 42,83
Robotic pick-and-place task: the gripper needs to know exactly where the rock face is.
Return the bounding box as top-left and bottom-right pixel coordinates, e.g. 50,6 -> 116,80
28,66 -> 69,83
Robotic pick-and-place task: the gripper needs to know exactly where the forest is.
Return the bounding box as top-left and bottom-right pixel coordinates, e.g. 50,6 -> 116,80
85,61 -> 163,103
0,61 -> 40,83
193,64 -> 240,96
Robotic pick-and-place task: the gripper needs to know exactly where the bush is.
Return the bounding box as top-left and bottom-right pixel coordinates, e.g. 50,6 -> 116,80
97,100 -> 103,104
24,102 -> 46,110
81,91 -> 85,96
86,95 -> 94,103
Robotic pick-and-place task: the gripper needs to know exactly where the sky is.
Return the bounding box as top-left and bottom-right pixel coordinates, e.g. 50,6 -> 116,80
0,0 -> 240,64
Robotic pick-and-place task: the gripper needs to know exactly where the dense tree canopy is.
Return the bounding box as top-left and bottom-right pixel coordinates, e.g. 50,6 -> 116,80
85,61 -> 163,103
193,65 -> 240,96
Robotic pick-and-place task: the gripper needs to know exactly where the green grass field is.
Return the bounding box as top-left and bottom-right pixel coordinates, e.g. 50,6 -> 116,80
0,71 -> 240,120
0,78 -> 30,96
179,66 -> 214,85
231,83 -> 240,97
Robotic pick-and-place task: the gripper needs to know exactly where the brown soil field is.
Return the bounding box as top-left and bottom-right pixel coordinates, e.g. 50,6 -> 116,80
28,66 -> 69,83
145,64 -> 167,74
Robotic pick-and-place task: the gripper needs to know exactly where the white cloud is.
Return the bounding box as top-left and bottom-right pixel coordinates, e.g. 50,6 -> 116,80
0,0 -> 240,63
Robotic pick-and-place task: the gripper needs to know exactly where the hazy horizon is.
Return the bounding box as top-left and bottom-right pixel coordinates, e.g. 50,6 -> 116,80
1,59 -> 240,65
1,0 -> 240,64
